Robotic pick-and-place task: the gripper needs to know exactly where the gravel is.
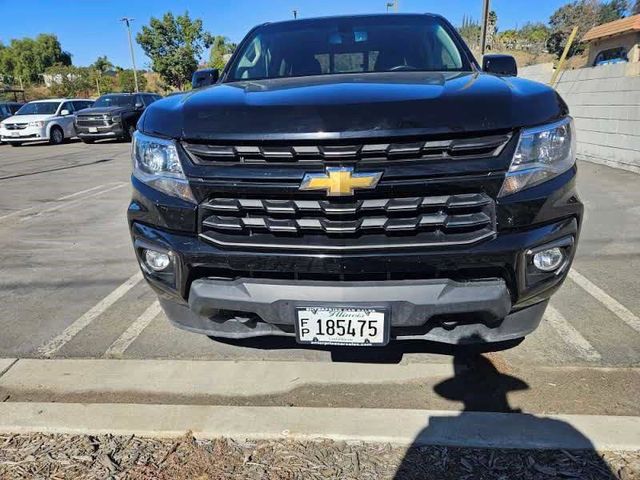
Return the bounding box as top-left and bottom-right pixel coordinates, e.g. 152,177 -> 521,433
1,433 -> 638,479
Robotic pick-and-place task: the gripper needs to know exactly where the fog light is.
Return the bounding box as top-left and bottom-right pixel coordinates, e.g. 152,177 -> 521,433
144,249 -> 171,272
533,247 -> 564,272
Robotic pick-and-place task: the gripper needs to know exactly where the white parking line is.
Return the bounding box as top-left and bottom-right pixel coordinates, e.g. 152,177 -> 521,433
569,269 -> 640,334
21,183 -> 127,221
57,183 -> 117,200
104,301 -> 162,358
37,272 -> 144,357
0,182 -> 125,222
545,305 -> 602,361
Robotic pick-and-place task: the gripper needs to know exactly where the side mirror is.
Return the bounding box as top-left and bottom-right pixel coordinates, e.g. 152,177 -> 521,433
60,109 -> 70,116
482,54 -> 518,76
192,68 -> 219,89
134,102 -> 144,110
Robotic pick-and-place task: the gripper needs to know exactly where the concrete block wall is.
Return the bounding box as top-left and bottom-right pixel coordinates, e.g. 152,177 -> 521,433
519,62 -> 640,172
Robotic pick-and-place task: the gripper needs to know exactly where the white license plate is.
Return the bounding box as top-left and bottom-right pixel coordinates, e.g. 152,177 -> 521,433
296,307 -> 389,346
10,132 -> 19,137
89,127 -> 98,133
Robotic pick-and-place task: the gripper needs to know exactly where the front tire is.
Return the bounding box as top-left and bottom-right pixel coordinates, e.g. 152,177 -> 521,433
49,126 -> 64,145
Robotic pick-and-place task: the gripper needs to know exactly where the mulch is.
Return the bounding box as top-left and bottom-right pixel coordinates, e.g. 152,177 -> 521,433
1,433 -> 638,479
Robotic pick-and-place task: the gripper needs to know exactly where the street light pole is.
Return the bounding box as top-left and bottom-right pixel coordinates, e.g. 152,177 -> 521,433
120,17 -> 140,93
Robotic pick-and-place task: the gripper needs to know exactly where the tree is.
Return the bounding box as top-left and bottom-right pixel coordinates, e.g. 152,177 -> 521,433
90,55 -> 114,96
519,22 -> 551,53
118,69 -> 147,92
45,65 -> 91,97
91,55 -> 113,75
486,11 -> 498,50
0,34 -> 71,86
209,35 -> 237,70
548,0 -> 601,57
136,12 -> 213,90
599,0 -> 629,22
458,15 -> 482,50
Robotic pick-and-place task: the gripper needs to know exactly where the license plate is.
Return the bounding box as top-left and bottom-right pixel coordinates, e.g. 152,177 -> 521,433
89,127 -> 98,133
296,307 -> 389,346
10,132 -> 19,137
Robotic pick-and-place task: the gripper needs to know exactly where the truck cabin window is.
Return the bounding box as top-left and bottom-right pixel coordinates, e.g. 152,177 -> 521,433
93,95 -> 136,108
227,16 -> 469,81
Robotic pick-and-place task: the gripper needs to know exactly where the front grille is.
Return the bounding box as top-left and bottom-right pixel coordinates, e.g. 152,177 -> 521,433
76,115 -> 108,127
4,123 -> 27,130
199,193 -> 496,251
183,133 -> 510,166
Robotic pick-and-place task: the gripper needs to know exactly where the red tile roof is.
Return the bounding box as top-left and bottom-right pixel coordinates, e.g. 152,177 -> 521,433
583,14 -> 640,42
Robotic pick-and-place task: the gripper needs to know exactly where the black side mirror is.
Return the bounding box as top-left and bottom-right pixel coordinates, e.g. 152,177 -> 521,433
192,69 -> 219,89
134,102 -> 144,110
482,54 -> 518,76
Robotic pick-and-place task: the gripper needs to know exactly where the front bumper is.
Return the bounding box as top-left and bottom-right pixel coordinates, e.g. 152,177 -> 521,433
76,125 -> 124,139
129,212 -> 579,344
0,126 -> 47,142
158,276 -> 547,344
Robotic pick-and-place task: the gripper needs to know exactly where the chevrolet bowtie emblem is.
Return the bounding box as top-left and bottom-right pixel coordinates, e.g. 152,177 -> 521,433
300,167 -> 383,196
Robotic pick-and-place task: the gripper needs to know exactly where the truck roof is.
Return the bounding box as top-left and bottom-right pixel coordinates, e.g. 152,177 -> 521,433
260,12 -> 441,28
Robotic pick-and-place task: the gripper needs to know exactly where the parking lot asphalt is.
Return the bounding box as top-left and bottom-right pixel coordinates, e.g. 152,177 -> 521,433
0,141 -> 639,382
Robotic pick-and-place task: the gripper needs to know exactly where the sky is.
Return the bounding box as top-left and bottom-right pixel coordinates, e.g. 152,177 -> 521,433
0,0 -> 570,68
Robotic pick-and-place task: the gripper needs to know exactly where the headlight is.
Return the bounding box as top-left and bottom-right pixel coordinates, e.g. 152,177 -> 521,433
499,117 -> 576,197
29,121 -> 46,128
110,115 -> 121,123
132,131 -> 195,203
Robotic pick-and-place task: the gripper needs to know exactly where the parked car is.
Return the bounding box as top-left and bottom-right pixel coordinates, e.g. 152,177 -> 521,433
0,102 -> 23,144
0,98 -> 93,146
0,101 -> 23,121
75,93 -> 161,143
128,14 -> 582,349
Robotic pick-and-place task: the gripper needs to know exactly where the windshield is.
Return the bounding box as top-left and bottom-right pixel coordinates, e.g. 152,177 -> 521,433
93,95 -> 135,108
16,102 -> 60,116
227,15 -> 470,82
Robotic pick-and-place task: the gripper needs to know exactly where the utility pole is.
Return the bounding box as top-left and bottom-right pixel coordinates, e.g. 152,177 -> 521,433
120,17 -> 140,93
480,0 -> 491,55
293,9 -> 298,19
386,0 -> 398,12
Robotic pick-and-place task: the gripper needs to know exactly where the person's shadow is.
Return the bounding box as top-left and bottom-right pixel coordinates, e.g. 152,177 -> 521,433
393,336 -> 616,479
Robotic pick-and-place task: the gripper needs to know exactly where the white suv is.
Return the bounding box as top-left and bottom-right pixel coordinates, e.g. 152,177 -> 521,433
0,98 -> 93,146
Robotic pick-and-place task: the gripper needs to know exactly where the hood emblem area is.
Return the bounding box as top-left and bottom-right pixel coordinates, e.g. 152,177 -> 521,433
300,167 -> 383,197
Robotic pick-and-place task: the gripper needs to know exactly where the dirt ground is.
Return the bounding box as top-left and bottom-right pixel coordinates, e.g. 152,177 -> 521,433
1,433 -> 638,480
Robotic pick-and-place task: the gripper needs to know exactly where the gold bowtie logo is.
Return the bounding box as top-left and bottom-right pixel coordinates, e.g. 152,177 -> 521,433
300,167 -> 383,196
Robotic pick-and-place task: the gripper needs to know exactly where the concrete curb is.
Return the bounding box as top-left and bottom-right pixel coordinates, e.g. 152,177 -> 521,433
0,358 -> 454,398
1,403 -> 639,451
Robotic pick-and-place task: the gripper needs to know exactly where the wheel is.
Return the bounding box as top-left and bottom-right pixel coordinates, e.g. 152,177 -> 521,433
123,124 -> 136,142
49,126 -> 64,145
9,142 -> 22,147
81,138 -> 95,144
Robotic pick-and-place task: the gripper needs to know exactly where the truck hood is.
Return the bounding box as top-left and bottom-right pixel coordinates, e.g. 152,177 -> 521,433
142,71 -> 568,141
76,106 -> 130,115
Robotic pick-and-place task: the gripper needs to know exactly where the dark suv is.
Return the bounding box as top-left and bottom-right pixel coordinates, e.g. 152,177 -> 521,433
0,102 -> 22,121
128,14 -> 583,348
76,93 -> 161,143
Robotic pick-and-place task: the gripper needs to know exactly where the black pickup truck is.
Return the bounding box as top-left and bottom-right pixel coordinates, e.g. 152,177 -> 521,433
76,92 -> 161,143
128,14 -> 582,348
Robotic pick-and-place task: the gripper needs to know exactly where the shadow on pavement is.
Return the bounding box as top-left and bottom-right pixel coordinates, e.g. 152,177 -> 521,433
210,335 -> 523,363
393,335 -> 615,479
